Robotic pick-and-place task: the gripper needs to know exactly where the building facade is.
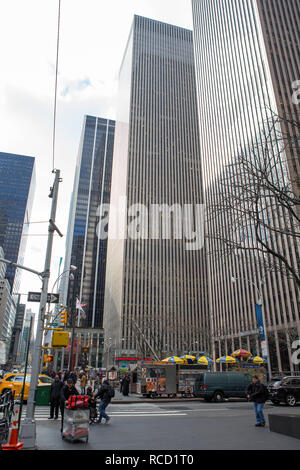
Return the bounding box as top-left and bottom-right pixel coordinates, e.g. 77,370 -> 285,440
8,298 -> 26,365
60,115 -> 115,368
0,247 -> 16,363
192,0 -> 300,373
103,16 -> 206,366
0,152 -> 35,294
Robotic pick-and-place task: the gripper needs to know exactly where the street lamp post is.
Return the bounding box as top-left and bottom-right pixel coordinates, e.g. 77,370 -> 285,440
19,169 -> 62,449
231,275 -> 272,380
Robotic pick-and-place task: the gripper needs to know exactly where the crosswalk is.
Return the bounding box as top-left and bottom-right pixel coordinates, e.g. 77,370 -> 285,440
20,404 -> 188,421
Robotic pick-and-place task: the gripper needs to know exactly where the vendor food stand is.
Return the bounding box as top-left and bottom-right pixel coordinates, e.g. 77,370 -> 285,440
136,361 -> 206,398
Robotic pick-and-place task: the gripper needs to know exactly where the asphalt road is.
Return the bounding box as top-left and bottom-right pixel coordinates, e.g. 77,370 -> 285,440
32,400 -> 300,450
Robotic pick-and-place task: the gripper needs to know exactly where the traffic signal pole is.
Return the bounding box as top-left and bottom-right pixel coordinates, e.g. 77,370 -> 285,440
19,169 -> 62,449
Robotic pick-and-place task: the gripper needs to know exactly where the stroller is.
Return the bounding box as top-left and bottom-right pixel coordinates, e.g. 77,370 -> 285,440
86,387 -> 98,424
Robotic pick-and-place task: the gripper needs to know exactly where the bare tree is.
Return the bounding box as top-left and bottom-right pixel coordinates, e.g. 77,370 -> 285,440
207,109 -> 300,287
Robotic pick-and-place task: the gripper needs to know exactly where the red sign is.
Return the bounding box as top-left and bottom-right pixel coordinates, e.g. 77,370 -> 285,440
115,357 -> 153,362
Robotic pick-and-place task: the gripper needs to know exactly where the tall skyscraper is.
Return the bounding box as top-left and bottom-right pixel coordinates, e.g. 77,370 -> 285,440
103,16 -> 206,365
0,152 -> 35,294
192,0 -> 300,373
60,115 -> 115,368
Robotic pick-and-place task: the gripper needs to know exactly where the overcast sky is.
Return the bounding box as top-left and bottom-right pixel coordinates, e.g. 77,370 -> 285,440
0,0 -> 193,313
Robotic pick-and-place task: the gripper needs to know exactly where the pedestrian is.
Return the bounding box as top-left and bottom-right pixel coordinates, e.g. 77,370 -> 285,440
49,375 -> 64,420
69,370 -> 77,386
63,370 -> 70,383
86,386 -> 97,424
80,371 -> 87,394
89,369 -> 95,388
94,379 -> 115,424
94,373 -> 100,392
60,378 -> 79,433
247,375 -> 268,427
121,375 -> 130,396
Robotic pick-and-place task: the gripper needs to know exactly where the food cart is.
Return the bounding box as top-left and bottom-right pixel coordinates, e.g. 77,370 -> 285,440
136,361 -> 206,398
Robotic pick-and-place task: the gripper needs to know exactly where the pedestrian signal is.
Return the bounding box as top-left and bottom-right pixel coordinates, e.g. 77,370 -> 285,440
47,355 -> 54,362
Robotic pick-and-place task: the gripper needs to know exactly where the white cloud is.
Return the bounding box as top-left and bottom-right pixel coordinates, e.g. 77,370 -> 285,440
0,0 -> 193,301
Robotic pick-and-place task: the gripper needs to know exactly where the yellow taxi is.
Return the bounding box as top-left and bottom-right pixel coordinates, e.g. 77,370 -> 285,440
0,373 -> 53,399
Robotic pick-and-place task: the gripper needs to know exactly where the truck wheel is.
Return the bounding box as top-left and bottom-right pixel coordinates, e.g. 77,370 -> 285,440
286,394 -> 297,407
150,392 -> 157,399
213,391 -> 224,403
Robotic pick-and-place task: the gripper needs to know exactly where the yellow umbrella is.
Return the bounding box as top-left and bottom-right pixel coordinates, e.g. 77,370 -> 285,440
161,356 -> 186,364
216,355 -> 238,364
180,355 -> 196,364
197,356 -> 214,366
251,356 -> 267,364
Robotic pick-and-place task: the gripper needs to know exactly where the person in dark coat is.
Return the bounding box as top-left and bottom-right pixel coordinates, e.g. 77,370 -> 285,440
94,380 -> 114,424
247,376 -> 267,427
49,375 -> 64,420
121,375 -> 130,396
60,378 -> 79,432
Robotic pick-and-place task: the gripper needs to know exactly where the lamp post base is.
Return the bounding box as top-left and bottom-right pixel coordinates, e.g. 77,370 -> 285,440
19,419 -> 37,449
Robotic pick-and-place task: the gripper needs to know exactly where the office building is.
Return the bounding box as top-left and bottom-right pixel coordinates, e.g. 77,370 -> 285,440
191,0 -> 300,373
0,152 -> 35,294
0,247 -> 17,363
103,16 -> 206,365
60,115 -> 115,368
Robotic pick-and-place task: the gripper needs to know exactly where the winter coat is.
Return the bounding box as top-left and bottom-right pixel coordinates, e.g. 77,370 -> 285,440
247,381 -> 267,404
60,384 -> 79,404
121,377 -> 130,396
50,379 -> 64,400
94,381 -> 113,403
80,374 -> 87,387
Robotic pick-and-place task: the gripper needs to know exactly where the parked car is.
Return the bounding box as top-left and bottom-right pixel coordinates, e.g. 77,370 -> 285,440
267,376 -> 300,407
194,372 -> 253,402
0,373 -> 53,400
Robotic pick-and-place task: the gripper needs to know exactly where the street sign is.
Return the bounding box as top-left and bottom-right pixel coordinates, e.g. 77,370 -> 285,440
27,292 -> 60,303
50,323 -> 58,327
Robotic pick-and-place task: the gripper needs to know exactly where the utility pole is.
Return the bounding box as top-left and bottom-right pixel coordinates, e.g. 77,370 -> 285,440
19,169 -> 62,449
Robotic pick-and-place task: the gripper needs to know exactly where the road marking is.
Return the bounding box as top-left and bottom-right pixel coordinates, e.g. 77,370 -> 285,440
108,413 -> 187,417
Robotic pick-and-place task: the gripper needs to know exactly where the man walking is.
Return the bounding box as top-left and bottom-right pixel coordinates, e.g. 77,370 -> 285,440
60,378 -> 79,433
94,379 -> 115,424
247,375 -> 268,427
49,374 -> 64,420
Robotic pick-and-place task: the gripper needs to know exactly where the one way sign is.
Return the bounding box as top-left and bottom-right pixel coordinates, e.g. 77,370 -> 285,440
27,292 -> 60,303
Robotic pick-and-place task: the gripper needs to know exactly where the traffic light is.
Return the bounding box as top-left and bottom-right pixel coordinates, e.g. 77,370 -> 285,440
60,310 -> 67,324
47,355 -> 54,363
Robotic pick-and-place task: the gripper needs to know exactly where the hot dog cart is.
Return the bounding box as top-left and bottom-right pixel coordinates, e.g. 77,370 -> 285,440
136,361 -> 206,398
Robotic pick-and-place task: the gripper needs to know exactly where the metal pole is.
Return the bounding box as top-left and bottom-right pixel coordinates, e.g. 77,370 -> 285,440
18,317 -> 33,431
69,299 -> 76,371
19,169 -> 61,449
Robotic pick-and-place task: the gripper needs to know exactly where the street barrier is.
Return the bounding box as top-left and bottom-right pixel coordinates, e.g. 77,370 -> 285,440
0,391 -> 14,447
2,398 -> 24,450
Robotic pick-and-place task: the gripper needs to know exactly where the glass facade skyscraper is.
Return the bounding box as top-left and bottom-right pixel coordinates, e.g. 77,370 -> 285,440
60,115 -> 115,368
103,16 -> 206,365
192,0 -> 300,373
0,152 -> 35,294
